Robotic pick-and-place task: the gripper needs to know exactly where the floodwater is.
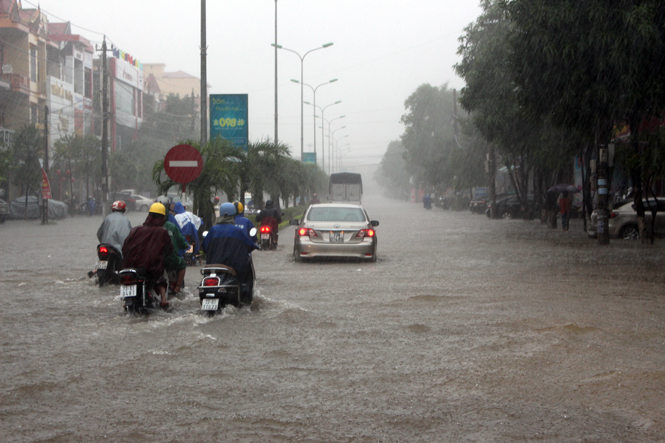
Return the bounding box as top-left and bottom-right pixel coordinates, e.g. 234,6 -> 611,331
1,195 -> 664,442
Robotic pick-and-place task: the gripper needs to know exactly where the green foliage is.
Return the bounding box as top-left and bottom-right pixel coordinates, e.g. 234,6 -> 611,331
0,144 -> 12,184
375,140 -> 410,198
12,125 -> 43,195
400,84 -> 459,190
53,134 -> 101,198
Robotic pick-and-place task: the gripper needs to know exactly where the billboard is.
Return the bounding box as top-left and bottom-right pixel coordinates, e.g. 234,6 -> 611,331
209,94 -> 248,150
303,152 -> 317,165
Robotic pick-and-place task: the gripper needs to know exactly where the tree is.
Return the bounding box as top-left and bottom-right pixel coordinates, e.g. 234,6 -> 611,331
504,0 -> 665,240
375,140 -> 410,199
12,125 -> 43,198
400,84 -> 458,192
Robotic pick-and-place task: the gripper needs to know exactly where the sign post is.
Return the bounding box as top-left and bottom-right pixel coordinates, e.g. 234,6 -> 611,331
163,144 -> 203,207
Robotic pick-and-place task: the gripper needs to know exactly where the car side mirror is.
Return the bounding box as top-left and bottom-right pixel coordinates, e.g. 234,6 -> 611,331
249,227 -> 257,237
289,219 -> 299,226
370,220 -> 379,227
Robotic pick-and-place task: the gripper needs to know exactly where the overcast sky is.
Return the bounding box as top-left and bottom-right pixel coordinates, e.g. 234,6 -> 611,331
33,0 -> 482,169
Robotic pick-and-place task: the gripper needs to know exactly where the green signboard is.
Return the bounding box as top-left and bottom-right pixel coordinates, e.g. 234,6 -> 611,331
209,94 -> 248,150
303,152 -> 317,165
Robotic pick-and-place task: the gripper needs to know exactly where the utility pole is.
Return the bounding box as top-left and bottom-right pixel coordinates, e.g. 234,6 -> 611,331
597,145 -> 610,245
42,105 -> 49,225
200,0 -> 207,145
98,36 -> 110,218
274,0 -> 278,148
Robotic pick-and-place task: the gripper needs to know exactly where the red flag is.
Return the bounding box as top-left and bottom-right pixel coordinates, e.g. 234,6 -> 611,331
41,168 -> 52,199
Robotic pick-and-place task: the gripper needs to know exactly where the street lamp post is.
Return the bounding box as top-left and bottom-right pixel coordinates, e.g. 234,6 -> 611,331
332,134 -> 349,173
292,78 -> 337,168
328,116 -> 346,173
305,99 -> 341,172
272,42 -> 334,162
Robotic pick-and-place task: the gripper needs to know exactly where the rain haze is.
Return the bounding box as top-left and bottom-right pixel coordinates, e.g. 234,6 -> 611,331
33,0 -> 482,168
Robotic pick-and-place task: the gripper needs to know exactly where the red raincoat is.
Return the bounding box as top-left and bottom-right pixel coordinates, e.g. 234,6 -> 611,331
122,213 -> 174,283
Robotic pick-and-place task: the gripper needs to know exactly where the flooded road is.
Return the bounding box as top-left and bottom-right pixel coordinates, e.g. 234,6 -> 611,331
1,195 -> 664,442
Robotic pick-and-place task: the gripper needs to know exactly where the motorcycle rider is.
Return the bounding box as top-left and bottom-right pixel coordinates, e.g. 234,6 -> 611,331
310,193 -> 321,204
156,198 -> 188,294
203,202 -> 259,290
97,200 -> 132,256
255,199 -> 282,246
172,201 -> 200,259
233,201 -> 257,243
122,203 -> 174,308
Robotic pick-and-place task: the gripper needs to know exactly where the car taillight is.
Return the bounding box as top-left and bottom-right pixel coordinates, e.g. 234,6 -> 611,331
120,274 -> 138,285
355,229 -> 375,238
298,227 -> 318,237
203,277 -> 220,286
609,212 -> 618,219
260,226 -> 271,233
98,246 -> 109,258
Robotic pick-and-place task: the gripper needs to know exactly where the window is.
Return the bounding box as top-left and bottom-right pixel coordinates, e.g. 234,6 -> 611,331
307,207 -> 366,222
31,105 -> 38,124
30,47 -> 37,82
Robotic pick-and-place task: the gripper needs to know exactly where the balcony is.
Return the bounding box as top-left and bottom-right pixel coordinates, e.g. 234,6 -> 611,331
0,73 -> 30,95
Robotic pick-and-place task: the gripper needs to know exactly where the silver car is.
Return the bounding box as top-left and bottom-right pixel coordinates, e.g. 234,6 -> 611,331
588,198 -> 665,239
289,203 -> 379,262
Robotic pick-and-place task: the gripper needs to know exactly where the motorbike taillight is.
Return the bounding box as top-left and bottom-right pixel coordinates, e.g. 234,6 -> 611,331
98,246 -> 109,258
260,226 -> 271,233
203,277 -> 220,286
120,274 -> 138,285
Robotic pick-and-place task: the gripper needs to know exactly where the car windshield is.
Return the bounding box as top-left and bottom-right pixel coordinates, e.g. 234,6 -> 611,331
307,207 -> 366,222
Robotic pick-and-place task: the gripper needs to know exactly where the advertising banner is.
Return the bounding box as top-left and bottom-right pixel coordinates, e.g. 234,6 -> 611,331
48,77 -> 75,142
41,168 -> 52,199
209,94 -> 248,151
303,152 -> 317,165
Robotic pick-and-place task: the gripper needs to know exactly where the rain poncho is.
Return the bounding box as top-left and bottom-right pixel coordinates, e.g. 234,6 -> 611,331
122,213 -> 174,282
202,216 -> 258,280
234,214 -> 257,242
97,212 -> 132,254
173,202 -> 200,257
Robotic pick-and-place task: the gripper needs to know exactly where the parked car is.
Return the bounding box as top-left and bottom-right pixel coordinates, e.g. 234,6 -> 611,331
0,198 -> 9,223
132,195 -> 154,212
485,195 -> 534,219
289,203 -> 379,262
469,198 -> 487,214
588,198 -> 665,239
9,196 -> 68,219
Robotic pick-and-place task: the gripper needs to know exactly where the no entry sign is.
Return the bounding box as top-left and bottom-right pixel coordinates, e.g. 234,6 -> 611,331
164,144 -> 203,184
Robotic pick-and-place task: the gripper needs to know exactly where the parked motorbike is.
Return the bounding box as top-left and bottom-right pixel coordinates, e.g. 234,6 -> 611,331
118,268 -> 163,315
198,227 -> 257,315
88,244 -> 122,287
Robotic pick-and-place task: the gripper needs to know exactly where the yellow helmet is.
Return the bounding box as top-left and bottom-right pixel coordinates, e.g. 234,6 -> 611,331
149,202 -> 166,216
234,201 -> 244,214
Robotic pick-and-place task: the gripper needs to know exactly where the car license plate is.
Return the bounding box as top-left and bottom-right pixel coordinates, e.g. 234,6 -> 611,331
201,298 -> 219,311
329,231 -> 344,243
261,233 -> 270,240
120,285 -> 137,298
96,261 -> 108,269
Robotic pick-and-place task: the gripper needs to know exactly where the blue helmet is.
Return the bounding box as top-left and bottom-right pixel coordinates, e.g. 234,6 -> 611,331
219,202 -> 236,216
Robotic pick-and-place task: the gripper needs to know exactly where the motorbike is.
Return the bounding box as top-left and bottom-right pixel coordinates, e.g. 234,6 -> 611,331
88,244 -> 122,287
259,224 -> 277,250
198,227 -> 257,315
118,268 -> 163,315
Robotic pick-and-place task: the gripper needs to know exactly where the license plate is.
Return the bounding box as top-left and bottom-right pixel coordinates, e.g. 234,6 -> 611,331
201,298 -> 219,311
330,231 -> 344,243
120,285 -> 137,298
96,261 -> 108,269
261,233 -> 270,240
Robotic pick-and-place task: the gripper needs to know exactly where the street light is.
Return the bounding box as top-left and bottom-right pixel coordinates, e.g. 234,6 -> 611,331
328,116 -> 346,174
271,42 -> 334,162
292,78 -> 337,167
333,135 -> 349,173
305,99 -> 341,171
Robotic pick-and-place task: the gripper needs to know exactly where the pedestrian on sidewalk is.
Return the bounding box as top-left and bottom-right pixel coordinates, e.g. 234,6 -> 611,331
559,191 -> 572,232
